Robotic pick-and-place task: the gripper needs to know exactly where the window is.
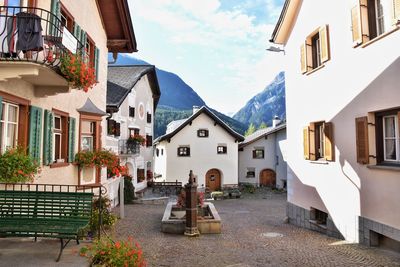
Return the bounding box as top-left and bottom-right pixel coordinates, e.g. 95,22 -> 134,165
303,121 -> 334,161
351,0 -> 400,46
161,149 -> 164,155
147,112 -> 151,123
197,129 -> 209,137
146,135 -> 152,147
246,167 -> 255,178
81,120 -> 96,151
106,119 -> 120,137
217,145 -> 227,154
310,208 -> 328,226
300,25 -> 330,74
156,148 -> 159,157
177,146 -> 190,157
252,148 -> 264,159
52,113 -> 68,163
129,107 -> 135,118
129,128 -> 139,137
137,168 -> 145,183
85,35 -> 95,67
357,109 -> 400,165
60,4 -> 74,32
0,102 -> 18,153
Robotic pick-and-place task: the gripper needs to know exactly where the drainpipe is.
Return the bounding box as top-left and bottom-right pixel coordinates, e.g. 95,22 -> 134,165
109,52 -> 119,64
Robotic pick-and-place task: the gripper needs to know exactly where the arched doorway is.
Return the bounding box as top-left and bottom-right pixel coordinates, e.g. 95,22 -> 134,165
259,169 -> 276,187
205,169 -> 221,191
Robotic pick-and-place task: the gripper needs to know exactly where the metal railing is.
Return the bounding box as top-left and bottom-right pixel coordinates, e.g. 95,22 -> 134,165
118,139 -> 140,155
0,6 -> 84,69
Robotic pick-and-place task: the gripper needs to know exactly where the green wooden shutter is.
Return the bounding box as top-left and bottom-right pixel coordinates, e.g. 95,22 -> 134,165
81,30 -> 87,60
50,0 -> 61,36
28,106 -> 43,162
43,110 -> 54,166
73,24 -> 81,53
94,47 -> 100,80
68,117 -> 76,163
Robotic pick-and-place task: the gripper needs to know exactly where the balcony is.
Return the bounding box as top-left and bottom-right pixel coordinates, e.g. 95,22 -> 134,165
0,6 -> 84,96
118,139 -> 140,156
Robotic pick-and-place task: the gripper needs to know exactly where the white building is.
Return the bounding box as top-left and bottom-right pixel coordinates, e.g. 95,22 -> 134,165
106,65 -> 161,192
270,0 -> 400,247
154,106 -> 244,191
239,119 -> 287,188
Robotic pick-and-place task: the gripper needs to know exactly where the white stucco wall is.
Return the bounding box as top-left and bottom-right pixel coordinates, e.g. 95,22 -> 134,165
283,0 -> 400,242
154,112 -> 240,187
105,74 -> 155,192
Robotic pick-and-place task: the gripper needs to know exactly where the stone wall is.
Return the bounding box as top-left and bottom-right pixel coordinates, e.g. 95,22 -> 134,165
287,202 -> 343,240
359,216 -> 400,247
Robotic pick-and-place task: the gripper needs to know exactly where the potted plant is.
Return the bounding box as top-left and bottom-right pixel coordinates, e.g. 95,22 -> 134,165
60,52 -> 97,92
0,147 -> 40,183
127,134 -> 146,146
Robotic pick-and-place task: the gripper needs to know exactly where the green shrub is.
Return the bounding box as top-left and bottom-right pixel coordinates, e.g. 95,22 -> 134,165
80,237 -> 145,267
0,147 -> 40,183
84,196 -> 117,237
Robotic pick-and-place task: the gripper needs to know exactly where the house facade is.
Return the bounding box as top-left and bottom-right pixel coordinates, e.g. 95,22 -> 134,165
154,106 -> 244,190
0,0 -> 136,192
106,65 -> 161,192
271,0 -> 400,246
239,120 -> 287,189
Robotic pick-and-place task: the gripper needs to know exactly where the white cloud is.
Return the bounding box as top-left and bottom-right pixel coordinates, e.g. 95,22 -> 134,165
128,0 -> 285,114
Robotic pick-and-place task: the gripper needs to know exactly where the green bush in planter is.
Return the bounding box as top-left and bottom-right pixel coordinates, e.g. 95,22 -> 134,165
0,147 -> 40,183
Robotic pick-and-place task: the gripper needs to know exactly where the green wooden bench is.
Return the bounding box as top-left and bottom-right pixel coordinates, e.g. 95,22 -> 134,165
0,190 -> 94,262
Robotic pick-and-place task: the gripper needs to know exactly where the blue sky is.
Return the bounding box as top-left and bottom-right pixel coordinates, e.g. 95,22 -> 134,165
127,0 -> 285,115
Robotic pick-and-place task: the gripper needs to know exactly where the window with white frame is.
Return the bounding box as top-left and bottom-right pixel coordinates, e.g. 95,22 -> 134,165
0,102 -> 18,153
246,167 -> 255,178
81,120 -> 95,151
177,146 -> 190,157
383,115 -> 399,162
53,115 -> 62,162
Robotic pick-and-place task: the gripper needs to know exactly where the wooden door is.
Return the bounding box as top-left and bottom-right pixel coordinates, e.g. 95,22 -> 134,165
260,169 -> 276,187
206,169 -> 221,191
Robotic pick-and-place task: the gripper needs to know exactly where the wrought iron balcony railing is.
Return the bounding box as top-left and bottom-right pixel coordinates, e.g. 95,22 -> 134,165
118,139 -> 140,155
0,6 -> 84,70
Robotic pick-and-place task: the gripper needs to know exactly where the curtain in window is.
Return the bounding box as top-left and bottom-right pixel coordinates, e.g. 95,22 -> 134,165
384,117 -> 396,160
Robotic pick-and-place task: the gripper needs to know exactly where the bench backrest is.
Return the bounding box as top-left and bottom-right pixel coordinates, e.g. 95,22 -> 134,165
0,190 -> 94,221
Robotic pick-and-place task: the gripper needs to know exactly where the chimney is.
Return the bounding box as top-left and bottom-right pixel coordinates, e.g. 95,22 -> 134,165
272,116 -> 281,128
192,106 -> 200,114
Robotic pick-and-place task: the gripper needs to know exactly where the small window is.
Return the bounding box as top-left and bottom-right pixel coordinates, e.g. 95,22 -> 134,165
147,112 -> 152,123
246,167 -> 255,178
217,145 -> 227,154
129,107 -> 135,118
310,208 -> 328,226
161,149 -> 164,155
146,135 -> 152,147
137,168 -> 145,183
156,148 -> 159,157
252,148 -> 264,159
197,129 -> 209,137
177,146 -> 190,157
303,121 -> 334,161
301,25 -> 330,74
60,4 -> 74,32
81,120 -> 96,151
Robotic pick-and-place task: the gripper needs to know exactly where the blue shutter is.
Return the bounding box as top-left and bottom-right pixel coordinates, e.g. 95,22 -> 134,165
28,106 -> 43,163
43,110 -> 54,165
94,47 -> 100,80
68,117 -> 76,163
81,30 -> 87,60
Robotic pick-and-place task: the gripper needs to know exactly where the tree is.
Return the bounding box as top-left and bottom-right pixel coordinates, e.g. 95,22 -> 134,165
259,122 -> 267,129
245,123 -> 256,136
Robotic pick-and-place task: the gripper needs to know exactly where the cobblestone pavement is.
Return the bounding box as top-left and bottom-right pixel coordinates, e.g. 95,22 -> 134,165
114,189 -> 400,267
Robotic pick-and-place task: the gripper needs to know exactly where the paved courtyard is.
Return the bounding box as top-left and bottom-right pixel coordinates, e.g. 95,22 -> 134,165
114,189 -> 400,267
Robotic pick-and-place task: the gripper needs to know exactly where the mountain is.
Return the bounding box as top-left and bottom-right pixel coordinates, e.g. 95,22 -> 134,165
111,54 -> 247,137
233,72 -> 286,128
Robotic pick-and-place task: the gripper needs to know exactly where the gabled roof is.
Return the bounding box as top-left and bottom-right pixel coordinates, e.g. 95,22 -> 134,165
270,0 -> 303,45
154,106 -> 245,144
107,65 -> 161,111
239,123 -> 286,148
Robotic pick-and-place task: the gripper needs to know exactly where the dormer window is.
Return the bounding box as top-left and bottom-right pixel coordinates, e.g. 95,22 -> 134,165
197,129 -> 209,137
